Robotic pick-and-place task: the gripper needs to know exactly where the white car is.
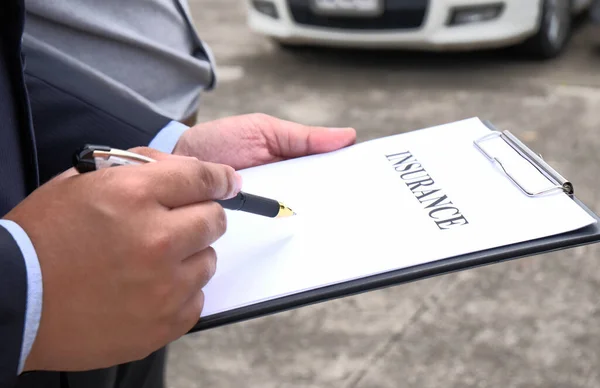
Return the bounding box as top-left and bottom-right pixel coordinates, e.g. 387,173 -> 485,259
246,0 -> 593,58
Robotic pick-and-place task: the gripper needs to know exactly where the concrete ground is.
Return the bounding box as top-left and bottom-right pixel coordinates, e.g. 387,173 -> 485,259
167,3 -> 600,387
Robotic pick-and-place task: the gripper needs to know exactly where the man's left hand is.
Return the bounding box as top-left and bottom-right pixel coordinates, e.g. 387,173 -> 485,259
173,113 -> 356,170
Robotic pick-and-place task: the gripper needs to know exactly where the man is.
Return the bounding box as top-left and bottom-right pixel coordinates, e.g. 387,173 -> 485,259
0,1 -> 357,388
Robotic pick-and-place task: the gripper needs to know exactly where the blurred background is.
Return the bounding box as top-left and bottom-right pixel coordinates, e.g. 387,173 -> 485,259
166,1 -> 600,387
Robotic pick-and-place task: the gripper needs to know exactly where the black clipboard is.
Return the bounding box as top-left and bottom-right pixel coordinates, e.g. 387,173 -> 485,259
189,121 -> 600,333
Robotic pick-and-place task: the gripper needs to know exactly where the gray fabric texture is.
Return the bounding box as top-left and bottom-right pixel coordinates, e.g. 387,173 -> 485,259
23,0 -> 216,121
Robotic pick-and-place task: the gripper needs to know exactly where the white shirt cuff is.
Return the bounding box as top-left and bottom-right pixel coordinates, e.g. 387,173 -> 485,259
0,220 -> 42,374
148,120 -> 190,153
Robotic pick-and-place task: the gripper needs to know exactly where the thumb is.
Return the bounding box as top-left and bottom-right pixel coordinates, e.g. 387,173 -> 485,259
273,119 -> 357,158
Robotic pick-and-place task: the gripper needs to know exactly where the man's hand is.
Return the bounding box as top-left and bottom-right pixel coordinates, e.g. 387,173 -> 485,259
173,113 -> 357,170
3,148 -> 241,372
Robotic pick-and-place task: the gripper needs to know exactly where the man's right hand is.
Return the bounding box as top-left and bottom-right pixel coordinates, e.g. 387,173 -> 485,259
3,148 -> 241,372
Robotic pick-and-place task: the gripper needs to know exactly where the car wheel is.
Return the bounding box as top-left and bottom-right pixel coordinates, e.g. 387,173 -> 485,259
519,0 -> 572,59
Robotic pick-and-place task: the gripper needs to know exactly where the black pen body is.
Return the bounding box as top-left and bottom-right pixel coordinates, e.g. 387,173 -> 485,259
216,192 -> 281,218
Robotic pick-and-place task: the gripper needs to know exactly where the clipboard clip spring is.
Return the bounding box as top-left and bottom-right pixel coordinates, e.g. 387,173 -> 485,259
473,127 -> 573,197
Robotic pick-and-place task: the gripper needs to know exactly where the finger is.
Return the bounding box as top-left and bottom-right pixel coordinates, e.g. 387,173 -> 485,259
173,247 -> 219,333
176,289 -> 205,336
156,248 -> 215,328
167,201 -> 227,259
163,289 -> 204,343
180,247 -> 218,293
268,118 -> 357,158
147,157 -> 242,208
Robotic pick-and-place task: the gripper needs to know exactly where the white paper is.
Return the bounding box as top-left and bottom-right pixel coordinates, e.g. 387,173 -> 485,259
201,118 -> 596,317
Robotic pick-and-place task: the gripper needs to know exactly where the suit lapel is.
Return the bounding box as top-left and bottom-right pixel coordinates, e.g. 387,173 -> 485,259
15,0 -> 40,192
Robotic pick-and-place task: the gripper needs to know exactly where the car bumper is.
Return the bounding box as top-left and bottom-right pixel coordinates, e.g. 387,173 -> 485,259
246,0 -> 542,50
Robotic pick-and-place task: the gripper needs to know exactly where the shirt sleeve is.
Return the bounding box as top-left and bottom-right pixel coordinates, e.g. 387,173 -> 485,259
0,220 -> 42,374
148,120 -> 190,153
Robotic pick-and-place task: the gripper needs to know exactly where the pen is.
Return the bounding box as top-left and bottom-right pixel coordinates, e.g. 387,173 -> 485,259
72,144 -> 296,218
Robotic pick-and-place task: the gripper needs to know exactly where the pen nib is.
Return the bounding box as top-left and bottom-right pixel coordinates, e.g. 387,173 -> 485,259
277,203 -> 296,218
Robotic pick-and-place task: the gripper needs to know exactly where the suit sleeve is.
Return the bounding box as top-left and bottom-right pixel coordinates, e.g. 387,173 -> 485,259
21,39 -> 173,184
0,226 -> 28,388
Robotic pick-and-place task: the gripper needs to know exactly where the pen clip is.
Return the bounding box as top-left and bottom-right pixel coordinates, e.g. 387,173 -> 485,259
73,144 -> 156,173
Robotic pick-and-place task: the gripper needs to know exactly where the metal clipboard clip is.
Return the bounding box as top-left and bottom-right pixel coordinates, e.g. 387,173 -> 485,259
473,123 -> 573,197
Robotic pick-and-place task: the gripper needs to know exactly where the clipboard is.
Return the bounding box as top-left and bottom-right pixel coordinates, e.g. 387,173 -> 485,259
189,121 -> 600,333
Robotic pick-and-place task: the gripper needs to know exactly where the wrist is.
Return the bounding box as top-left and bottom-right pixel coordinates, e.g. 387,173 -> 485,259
172,127 -> 193,157
149,120 -> 191,154
22,343 -> 40,372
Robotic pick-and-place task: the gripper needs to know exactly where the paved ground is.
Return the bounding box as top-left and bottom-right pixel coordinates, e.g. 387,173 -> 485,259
167,3 -> 600,387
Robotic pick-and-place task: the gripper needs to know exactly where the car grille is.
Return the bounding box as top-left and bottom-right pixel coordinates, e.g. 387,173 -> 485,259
287,0 -> 429,30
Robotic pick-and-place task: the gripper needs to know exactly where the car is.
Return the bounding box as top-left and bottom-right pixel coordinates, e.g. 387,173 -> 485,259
245,0 -> 593,58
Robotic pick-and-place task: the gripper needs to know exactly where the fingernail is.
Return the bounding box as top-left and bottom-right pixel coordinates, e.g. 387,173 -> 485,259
234,172 -> 243,193
327,127 -> 354,132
